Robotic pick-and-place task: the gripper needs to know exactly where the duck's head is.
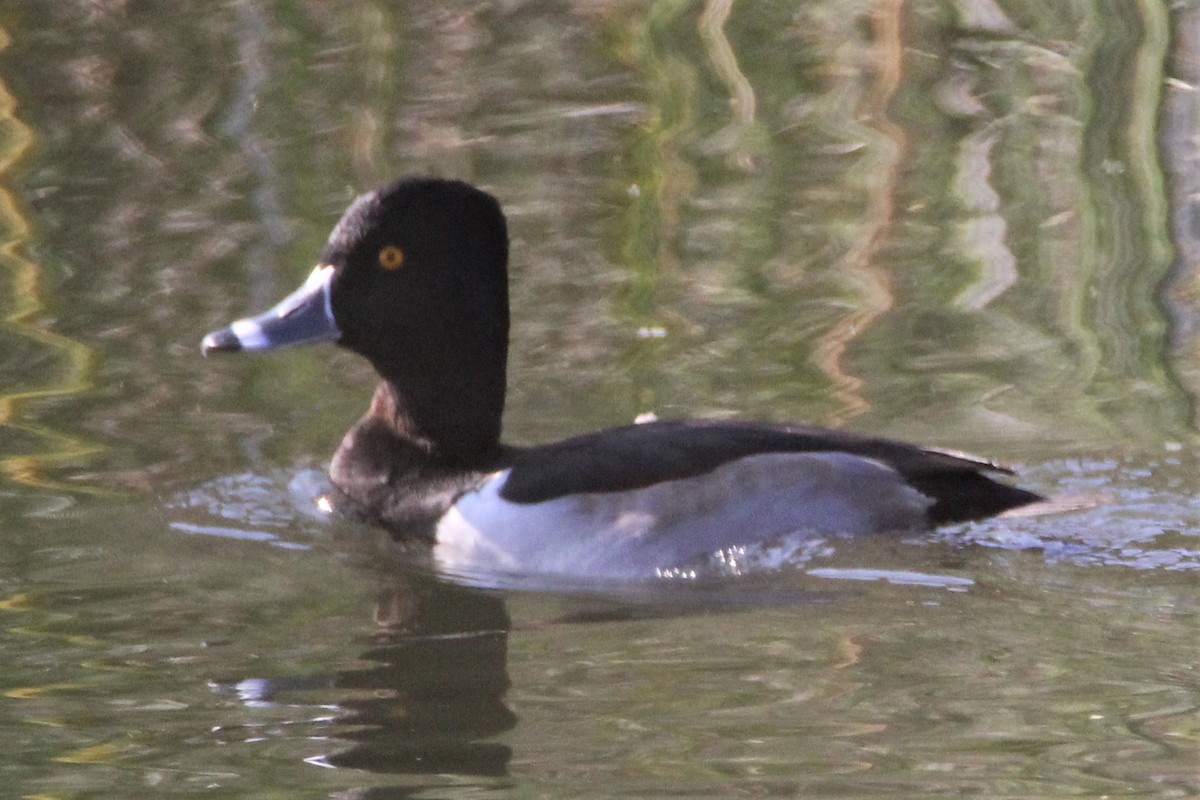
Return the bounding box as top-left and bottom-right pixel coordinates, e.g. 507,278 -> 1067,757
202,177 -> 511,456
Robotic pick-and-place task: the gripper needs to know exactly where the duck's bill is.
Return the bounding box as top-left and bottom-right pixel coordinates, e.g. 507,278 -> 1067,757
201,265 -> 340,355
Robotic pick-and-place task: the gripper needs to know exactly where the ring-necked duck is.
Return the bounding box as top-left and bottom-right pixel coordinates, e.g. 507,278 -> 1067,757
202,177 -> 1043,577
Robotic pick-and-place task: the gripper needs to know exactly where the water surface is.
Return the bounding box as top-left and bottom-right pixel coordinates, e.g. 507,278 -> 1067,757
0,1 -> 1197,797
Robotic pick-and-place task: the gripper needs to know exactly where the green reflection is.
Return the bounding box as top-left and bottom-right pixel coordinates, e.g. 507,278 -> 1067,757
602,1 -> 908,424
0,25 -> 100,493
850,0 -> 1190,448
0,0 -> 1194,478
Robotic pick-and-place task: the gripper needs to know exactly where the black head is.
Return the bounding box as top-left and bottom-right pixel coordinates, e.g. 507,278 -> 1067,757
202,177 -> 511,459
322,179 -> 509,368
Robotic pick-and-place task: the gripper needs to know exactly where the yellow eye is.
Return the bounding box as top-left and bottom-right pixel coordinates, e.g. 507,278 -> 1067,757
378,245 -> 405,270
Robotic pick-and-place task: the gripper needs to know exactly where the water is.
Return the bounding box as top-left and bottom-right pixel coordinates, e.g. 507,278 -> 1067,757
1,1 -> 1198,797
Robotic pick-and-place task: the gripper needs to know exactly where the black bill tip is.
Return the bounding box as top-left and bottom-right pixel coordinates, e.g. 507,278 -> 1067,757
201,327 -> 244,356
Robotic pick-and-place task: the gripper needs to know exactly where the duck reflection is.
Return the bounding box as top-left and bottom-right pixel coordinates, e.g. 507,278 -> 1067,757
324,575 -> 514,776
216,569 -> 515,780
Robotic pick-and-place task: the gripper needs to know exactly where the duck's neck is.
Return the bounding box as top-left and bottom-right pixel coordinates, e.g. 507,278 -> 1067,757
329,378 -> 505,530
366,363 -> 505,466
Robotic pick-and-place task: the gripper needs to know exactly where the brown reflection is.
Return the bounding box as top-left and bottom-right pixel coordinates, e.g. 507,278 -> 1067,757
0,25 -> 102,493
809,0 -> 903,424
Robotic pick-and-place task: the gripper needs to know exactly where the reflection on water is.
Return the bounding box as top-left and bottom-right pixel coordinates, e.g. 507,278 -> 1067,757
0,0 -> 1198,797
214,573 -> 516,780
0,24 -> 100,494
3,0 -> 1193,483
0,457 -> 1195,797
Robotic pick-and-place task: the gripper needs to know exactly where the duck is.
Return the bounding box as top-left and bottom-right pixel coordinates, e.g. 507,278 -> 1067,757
201,177 -> 1044,578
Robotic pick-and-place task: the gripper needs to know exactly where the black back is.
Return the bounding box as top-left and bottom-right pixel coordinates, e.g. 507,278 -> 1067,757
500,419 -> 1041,524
